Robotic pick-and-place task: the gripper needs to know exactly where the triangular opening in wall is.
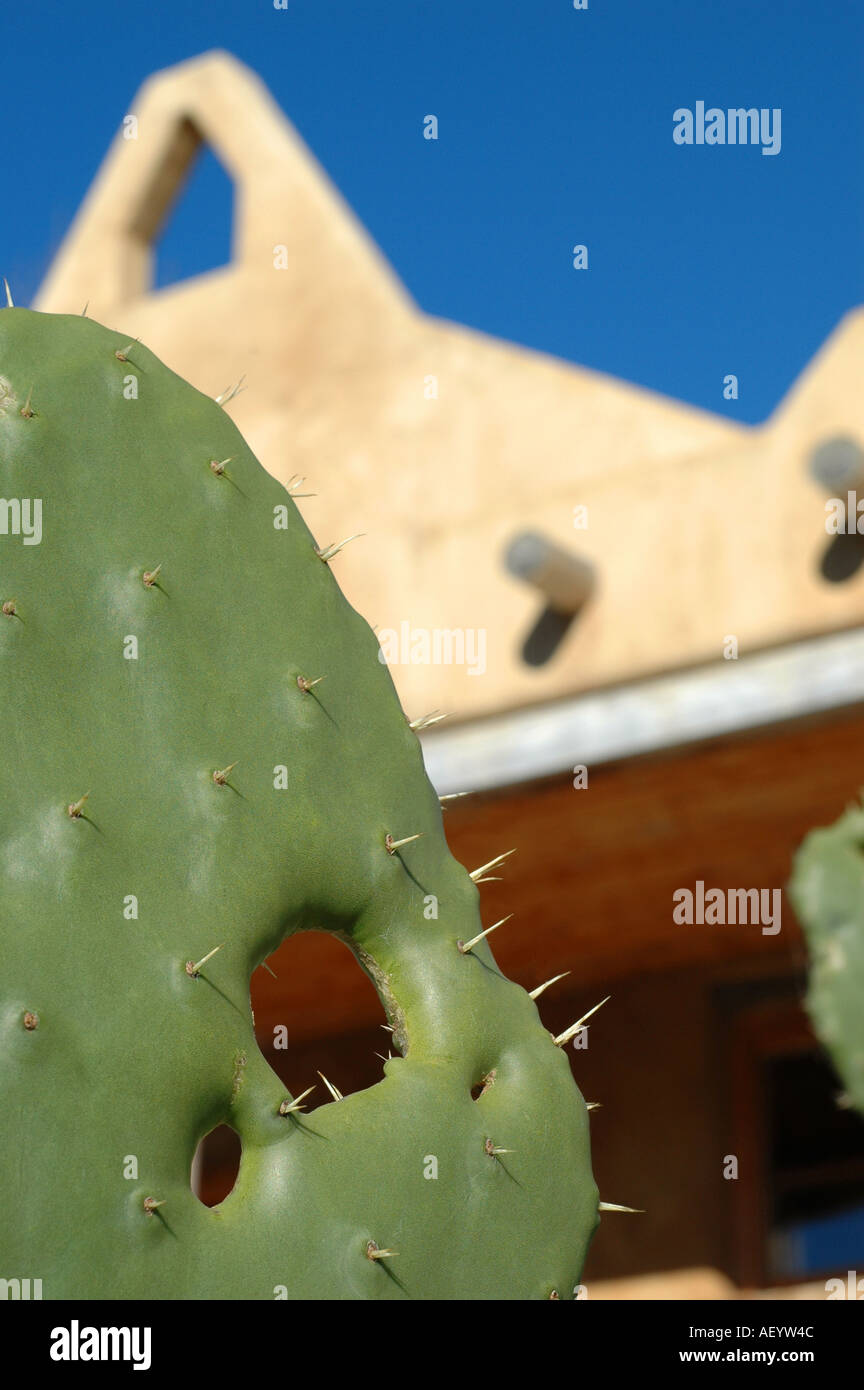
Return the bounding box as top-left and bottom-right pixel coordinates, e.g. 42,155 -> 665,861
152,128 -> 234,291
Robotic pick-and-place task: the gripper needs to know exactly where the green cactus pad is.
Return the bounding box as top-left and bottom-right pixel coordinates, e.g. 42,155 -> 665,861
0,308 -> 598,1299
789,799 -> 864,1115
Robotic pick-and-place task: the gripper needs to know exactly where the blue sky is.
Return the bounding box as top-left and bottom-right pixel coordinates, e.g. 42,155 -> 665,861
1,0 -> 861,423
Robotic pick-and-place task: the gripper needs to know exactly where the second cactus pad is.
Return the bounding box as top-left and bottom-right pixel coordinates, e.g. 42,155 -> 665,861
0,308 -> 598,1299
789,799 -> 864,1117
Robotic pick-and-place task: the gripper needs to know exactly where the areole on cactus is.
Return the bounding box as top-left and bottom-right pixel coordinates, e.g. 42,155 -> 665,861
0,306 -> 603,1299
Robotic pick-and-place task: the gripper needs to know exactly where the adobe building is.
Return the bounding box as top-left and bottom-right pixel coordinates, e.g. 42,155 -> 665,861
35,50 -> 864,1298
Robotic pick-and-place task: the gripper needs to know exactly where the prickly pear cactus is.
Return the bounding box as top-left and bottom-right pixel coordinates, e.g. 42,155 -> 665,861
0,308 -> 598,1299
789,799 -> 864,1115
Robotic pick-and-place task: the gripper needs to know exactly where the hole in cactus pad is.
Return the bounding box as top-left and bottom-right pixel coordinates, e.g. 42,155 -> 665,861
250,930 -> 395,1102
471,1069 -> 495,1101
191,1125 -> 241,1208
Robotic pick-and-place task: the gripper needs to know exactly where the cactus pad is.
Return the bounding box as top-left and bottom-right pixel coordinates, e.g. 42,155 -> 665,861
0,308 -> 598,1299
789,799 -> 864,1115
